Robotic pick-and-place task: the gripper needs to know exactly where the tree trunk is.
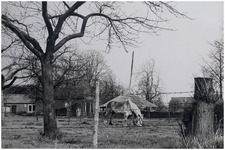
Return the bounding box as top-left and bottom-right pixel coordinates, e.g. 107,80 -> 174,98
67,101 -> 71,122
2,76 -> 6,126
41,53 -> 58,138
192,101 -> 215,139
193,77 -> 215,140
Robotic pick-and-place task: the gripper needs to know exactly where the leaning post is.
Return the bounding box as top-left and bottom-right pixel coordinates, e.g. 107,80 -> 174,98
93,81 -> 100,148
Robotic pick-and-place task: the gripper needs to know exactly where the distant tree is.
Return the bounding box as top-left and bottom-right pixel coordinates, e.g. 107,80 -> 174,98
168,98 -> 183,112
81,50 -> 110,97
135,58 -> 163,104
201,39 -> 224,99
53,50 -> 86,121
2,1 -> 189,138
1,35 -> 31,126
54,49 -> 112,118
100,72 -> 124,104
152,96 -> 167,112
1,42 -> 29,89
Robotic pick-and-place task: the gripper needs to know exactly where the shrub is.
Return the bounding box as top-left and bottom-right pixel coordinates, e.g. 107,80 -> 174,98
214,100 -> 224,125
180,132 -> 224,148
181,106 -> 193,135
16,111 -> 27,116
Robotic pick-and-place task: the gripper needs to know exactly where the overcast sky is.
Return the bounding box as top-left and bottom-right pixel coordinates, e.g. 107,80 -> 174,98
80,1 -> 223,104
2,1 -> 223,104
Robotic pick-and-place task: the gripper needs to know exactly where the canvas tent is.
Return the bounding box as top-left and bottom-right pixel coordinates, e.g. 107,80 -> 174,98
101,95 -> 157,111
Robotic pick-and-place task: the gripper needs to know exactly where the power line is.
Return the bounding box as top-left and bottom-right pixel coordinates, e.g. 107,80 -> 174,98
160,91 -> 194,95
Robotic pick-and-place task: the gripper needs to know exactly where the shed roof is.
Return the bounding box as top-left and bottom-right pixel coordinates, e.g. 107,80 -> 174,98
101,95 -> 157,110
3,94 -> 35,104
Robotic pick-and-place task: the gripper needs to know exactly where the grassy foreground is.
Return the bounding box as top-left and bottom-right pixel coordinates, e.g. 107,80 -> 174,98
2,114 -> 222,148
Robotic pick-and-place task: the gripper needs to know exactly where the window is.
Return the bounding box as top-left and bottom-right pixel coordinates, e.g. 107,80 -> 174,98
29,105 -> 32,111
27,104 -> 35,113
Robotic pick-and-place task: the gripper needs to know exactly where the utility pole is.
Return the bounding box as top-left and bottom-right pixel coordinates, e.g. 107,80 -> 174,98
129,51 -> 134,94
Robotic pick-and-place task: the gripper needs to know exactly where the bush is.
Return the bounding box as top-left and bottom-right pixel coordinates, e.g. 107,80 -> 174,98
181,106 -> 193,135
215,101 -> 223,124
180,132 -> 224,148
26,112 -> 36,116
16,111 -> 27,116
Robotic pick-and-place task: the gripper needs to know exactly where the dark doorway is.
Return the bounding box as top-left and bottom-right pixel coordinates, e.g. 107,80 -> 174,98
71,103 -> 82,117
12,105 -> 17,114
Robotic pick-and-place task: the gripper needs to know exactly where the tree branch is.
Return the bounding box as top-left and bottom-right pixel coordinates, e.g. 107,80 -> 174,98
52,1 -> 86,41
1,39 -> 19,53
2,15 -> 43,59
42,2 -> 53,37
2,76 -> 17,90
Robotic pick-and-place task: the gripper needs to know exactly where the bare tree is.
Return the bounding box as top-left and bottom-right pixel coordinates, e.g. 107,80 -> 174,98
1,39 -> 30,89
100,72 -> 124,104
81,50 -> 109,97
54,51 -> 86,121
2,1 -> 189,138
1,35 -> 31,126
135,58 -> 163,103
201,39 -> 224,99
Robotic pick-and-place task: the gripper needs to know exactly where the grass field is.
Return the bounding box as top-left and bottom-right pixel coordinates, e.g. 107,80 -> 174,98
2,114 -> 185,148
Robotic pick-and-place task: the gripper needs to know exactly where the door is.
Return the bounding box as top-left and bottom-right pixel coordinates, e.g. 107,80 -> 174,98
12,105 -> 17,114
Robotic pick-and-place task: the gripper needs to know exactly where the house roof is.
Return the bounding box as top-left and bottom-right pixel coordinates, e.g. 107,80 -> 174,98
170,97 -> 195,103
170,97 -> 196,108
3,94 -> 35,104
101,95 -> 157,110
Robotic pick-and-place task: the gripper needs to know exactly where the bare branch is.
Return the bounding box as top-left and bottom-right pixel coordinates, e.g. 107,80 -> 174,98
1,39 -> 19,53
52,2 -> 85,41
2,15 -> 43,58
2,76 -> 17,90
42,2 -> 53,37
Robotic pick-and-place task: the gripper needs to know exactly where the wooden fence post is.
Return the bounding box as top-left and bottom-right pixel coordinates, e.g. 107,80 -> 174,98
146,107 -> 150,118
93,81 -> 100,148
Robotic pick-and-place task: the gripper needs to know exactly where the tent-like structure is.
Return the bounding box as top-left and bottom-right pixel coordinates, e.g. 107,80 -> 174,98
100,95 -> 157,111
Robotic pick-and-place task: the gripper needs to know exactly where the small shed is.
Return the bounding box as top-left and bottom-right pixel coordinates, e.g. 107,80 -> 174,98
100,95 -> 157,112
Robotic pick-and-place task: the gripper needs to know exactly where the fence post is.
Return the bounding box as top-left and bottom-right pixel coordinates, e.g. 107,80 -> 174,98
168,111 -> 170,123
93,81 -> 99,148
146,107 -> 150,118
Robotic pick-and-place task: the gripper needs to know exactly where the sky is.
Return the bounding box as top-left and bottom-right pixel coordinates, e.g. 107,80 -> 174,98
80,1 -> 224,104
1,1 -> 224,105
